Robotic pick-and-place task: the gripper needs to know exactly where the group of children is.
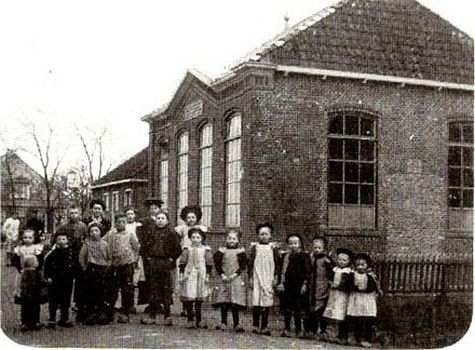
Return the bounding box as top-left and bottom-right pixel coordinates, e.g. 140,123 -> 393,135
11,202 -> 381,348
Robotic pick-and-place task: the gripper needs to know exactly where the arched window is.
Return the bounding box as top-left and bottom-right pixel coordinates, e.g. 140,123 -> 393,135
448,121 -> 473,230
225,114 -> 242,227
327,110 -> 377,228
177,132 -> 189,219
200,123 -> 213,227
159,148 -> 169,208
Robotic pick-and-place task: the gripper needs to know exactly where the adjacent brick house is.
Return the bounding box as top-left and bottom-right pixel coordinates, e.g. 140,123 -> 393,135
142,0 -> 473,255
1,150 -> 45,224
91,147 -> 148,221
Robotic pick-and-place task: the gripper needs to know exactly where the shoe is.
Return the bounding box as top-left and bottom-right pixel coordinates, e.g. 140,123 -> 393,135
84,314 -> 97,326
140,314 -> 156,325
216,323 -> 226,331
117,314 -> 130,324
196,322 -> 207,329
234,324 -> 244,332
296,330 -> 305,339
31,323 -> 43,331
260,328 -> 271,336
20,324 -> 30,332
130,307 -> 137,315
186,321 -> 195,329
251,326 -> 260,334
318,332 -> 328,341
360,341 -> 372,348
96,313 -> 111,325
47,321 -> 56,329
280,330 -> 290,337
334,338 -> 349,345
164,317 -> 173,326
58,320 -> 73,328
303,331 -> 315,340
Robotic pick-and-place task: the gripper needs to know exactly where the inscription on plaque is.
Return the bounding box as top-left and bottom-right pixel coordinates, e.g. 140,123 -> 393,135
184,99 -> 203,121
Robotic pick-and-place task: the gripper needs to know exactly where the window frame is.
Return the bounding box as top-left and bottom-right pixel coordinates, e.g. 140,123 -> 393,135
176,132 -> 189,220
199,122 -> 213,227
327,109 -> 378,229
224,113 -> 242,228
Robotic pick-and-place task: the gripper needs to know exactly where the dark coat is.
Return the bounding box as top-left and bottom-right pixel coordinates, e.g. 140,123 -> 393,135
308,252 -> 334,310
137,219 -> 181,264
43,246 -> 78,282
277,251 -> 311,313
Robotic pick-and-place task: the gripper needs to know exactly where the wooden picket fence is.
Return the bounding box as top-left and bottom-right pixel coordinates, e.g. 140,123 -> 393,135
371,253 -> 472,294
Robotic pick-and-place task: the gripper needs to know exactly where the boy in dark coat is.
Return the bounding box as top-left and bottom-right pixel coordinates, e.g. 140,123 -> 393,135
44,233 -> 78,329
139,210 -> 181,325
276,234 -> 311,338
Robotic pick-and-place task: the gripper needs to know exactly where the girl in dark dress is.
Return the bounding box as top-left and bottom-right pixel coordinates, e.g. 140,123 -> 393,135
276,234 -> 311,338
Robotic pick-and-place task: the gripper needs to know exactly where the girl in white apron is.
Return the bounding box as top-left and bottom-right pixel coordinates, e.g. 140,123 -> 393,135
248,222 -> 280,336
323,248 -> 353,345
347,253 -> 381,348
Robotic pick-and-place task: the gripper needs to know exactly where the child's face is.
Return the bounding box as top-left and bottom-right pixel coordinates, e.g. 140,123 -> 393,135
355,259 -> 369,273
126,210 -> 135,223
288,236 -> 301,252
149,204 -> 160,217
337,253 -> 351,268
56,235 -> 69,248
69,208 -> 80,222
185,213 -> 197,226
258,227 -> 272,244
89,226 -> 101,240
190,232 -> 202,246
116,217 -> 127,231
156,213 -> 168,228
312,240 -> 325,255
92,204 -> 103,217
226,232 -> 239,248
22,231 -> 35,245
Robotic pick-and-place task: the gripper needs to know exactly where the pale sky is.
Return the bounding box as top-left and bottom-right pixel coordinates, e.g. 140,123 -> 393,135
0,0 -> 474,178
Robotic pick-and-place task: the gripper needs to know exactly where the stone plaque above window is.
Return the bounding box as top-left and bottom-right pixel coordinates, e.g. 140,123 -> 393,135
184,99 -> 203,121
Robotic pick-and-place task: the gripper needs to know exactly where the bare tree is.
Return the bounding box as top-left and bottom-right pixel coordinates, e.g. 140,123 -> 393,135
27,123 -> 67,233
1,149 -> 18,213
74,124 -> 114,184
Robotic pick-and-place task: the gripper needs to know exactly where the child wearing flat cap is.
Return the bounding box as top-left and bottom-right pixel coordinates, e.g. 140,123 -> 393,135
323,247 -> 353,345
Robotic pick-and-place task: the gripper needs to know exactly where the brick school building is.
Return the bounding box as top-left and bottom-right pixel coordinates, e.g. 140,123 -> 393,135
141,0 -> 473,257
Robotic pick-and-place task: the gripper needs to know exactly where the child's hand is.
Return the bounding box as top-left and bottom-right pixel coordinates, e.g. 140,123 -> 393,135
272,277 -> 278,288
329,281 -> 336,288
300,283 -> 307,294
221,274 -> 228,282
47,278 -> 53,285
276,283 -> 285,292
205,274 -> 210,284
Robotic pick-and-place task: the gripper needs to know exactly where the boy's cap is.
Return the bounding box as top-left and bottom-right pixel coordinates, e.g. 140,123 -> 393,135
144,197 -> 163,207
354,253 -> 372,265
336,248 -> 354,259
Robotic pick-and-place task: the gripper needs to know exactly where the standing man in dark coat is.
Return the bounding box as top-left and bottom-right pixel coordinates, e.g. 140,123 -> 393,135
136,198 -> 162,307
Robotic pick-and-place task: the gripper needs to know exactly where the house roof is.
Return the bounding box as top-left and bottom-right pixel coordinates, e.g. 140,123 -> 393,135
94,147 -> 148,186
0,151 -> 44,181
143,0 -> 473,122
230,0 -> 473,84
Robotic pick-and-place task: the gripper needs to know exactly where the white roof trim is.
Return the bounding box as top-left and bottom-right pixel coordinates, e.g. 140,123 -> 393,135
275,65 -> 474,91
91,178 -> 148,190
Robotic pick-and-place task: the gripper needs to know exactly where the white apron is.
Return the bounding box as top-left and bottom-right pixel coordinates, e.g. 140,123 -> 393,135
252,243 -> 275,307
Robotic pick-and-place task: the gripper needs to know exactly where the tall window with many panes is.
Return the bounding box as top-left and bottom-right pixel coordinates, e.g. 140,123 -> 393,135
200,123 -> 213,227
328,110 -> 377,228
177,133 -> 189,220
448,121 -> 473,230
225,114 -> 242,228
160,148 -> 169,208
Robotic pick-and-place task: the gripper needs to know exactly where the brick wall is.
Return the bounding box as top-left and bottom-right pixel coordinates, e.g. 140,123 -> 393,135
147,68 -> 473,256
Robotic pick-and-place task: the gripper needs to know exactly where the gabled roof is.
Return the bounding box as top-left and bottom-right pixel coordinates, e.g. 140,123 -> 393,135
142,69 -> 215,122
229,0 -> 473,84
0,151 -> 44,181
94,147 -> 148,186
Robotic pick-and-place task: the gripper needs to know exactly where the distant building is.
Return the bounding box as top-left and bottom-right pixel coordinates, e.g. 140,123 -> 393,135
91,147 -> 149,222
141,0 -> 473,255
1,150 -> 45,224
